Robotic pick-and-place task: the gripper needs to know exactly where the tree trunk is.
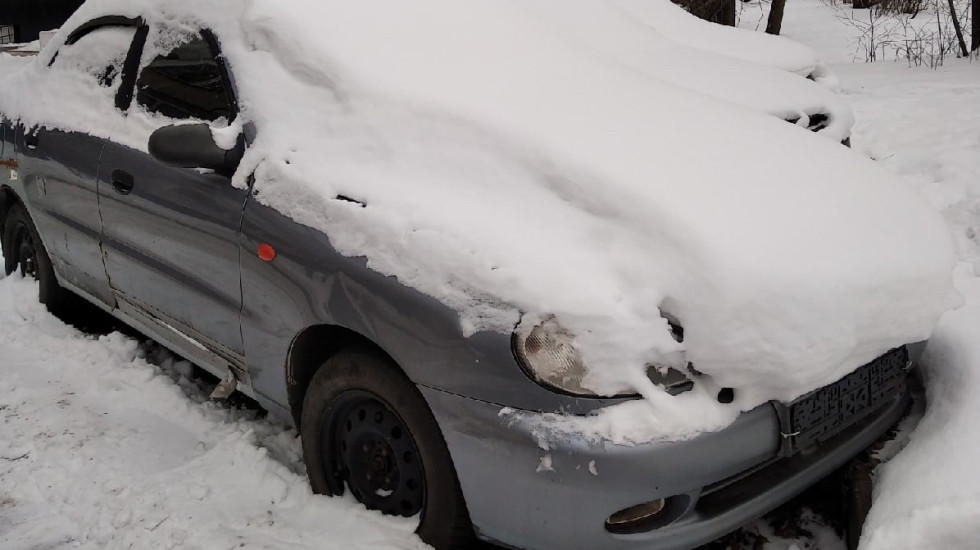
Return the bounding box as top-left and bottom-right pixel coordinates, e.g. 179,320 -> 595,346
767,0 -> 787,34
669,0 -> 736,26
947,0 -> 969,56
972,0 -> 979,51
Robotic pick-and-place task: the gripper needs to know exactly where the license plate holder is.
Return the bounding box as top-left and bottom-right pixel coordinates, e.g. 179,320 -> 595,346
777,347 -> 909,456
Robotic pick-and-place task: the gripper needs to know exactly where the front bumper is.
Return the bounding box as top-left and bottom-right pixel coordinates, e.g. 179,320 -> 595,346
421,376 -> 910,550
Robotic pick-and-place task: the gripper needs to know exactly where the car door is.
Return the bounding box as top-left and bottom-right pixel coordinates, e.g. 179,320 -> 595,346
97,29 -> 249,377
14,21 -> 143,305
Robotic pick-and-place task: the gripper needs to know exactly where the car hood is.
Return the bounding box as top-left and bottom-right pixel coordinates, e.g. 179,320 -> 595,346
40,0 -> 956,439
517,0 -> 853,141
237,0 -> 955,400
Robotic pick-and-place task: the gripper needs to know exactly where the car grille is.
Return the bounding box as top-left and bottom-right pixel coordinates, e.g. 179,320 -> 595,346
778,346 -> 909,456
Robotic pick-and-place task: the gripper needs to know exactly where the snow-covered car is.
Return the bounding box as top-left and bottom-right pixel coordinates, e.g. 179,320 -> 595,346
521,0 -> 853,143
610,0 -> 839,87
0,2 -> 956,550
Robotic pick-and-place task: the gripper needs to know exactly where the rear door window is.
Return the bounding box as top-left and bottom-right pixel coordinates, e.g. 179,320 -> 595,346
50,26 -> 137,102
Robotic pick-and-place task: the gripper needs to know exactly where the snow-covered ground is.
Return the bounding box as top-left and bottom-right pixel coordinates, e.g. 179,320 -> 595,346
2,1 -> 980,549
838,60 -> 980,550
0,278 -> 426,550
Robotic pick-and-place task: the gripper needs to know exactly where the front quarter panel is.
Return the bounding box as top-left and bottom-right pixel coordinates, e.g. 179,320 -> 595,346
0,118 -> 18,189
238,196 -> 622,418
0,119 -> 8,187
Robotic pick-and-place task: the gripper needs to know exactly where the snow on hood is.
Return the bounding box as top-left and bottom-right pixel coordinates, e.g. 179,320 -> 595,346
609,0 -> 839,87
1,0 -> 957,441
516,0 -> 852,141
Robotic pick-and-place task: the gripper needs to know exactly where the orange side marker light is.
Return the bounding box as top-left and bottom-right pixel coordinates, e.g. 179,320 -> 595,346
258,243 -> 277,262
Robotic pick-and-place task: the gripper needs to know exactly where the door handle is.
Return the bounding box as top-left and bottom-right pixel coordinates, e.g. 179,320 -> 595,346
24,133 -> 39,150
110,169 -> 135,195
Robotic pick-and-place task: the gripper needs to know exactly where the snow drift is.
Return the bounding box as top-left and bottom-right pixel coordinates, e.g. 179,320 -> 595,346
860,302 -> 980,549
518,0 -> 853,141
609,0 -> 839,87
0,0 -> 957,441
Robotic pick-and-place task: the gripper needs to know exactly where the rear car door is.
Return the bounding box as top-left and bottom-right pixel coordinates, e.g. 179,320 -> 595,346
14,22 -> 142,305
97,30 -> 249,376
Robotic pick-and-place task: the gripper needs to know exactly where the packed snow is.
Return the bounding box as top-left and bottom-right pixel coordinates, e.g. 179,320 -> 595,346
0,0 -> 957,444
0,51 -> 28,76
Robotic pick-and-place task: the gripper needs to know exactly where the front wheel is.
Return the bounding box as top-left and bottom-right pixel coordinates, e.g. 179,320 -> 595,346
301,347 -> 473,549
2,203 -> 70,311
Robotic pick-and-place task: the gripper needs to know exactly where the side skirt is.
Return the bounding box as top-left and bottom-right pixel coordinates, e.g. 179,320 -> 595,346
55,276 -> 258,400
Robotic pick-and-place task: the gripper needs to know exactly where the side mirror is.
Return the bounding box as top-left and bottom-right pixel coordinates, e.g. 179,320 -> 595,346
148,123 -> 244,177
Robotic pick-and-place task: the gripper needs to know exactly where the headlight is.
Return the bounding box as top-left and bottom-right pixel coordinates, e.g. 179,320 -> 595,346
512,316 -> 595,396
513,315 -> 695,397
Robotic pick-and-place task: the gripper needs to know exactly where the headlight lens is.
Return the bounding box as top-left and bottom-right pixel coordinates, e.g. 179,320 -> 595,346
513,315 -> 694,397
512,316 -> 594,396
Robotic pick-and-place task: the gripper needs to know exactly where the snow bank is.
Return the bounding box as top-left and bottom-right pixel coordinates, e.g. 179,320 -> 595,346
513,0 -> 853,141
0,0 -> 957,441
0,52 -> 31,75
860,297 -> 980,549
737,0 -> 862,66
610,0 -> 838,86
840,62 -> 980,268
0,272 -> 427,550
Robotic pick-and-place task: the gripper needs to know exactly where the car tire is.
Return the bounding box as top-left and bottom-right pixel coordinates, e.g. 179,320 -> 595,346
2,202 -> 71,312
301,346 -> 473,550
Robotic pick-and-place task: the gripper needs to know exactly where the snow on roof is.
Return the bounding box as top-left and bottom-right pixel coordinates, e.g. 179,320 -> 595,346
0,0 -> 957,441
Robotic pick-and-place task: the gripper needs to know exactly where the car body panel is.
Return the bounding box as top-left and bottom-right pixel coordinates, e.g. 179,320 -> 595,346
97,140 -> 248,362
0,120 -> 8,182
425,381 -> 910,550
12,126 -> 113,303
239,197 -> 624,418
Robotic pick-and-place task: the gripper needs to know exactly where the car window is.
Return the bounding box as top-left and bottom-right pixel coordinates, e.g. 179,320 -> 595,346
135,35 -> 234,123
51,26 -> 136,90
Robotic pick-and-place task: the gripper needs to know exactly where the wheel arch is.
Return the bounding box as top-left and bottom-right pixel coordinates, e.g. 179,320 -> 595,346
0,185 -> 20,238
0,186 -> 23,274
285,323 -> 402,427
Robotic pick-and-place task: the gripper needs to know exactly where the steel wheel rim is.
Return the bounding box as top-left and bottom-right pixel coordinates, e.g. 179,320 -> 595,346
323,390 -> 426,517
